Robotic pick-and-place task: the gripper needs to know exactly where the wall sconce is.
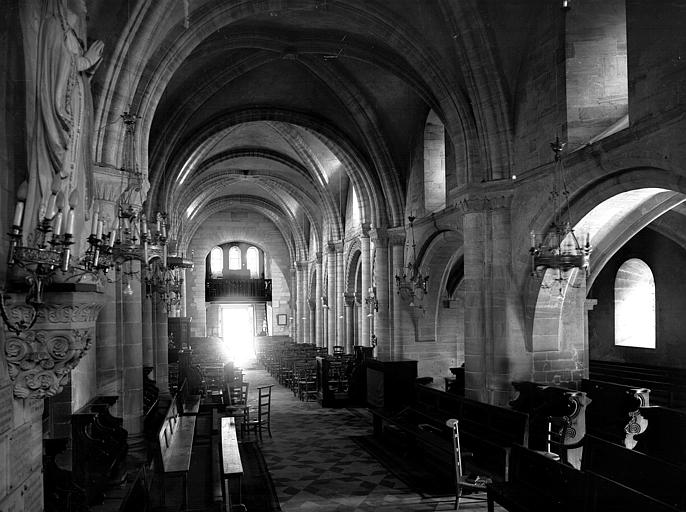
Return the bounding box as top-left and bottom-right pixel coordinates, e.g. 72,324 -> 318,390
365,286 -> 378,315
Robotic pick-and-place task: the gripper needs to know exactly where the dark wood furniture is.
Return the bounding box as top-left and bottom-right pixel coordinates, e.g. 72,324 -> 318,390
580,378 -> 649,445
634,405 -> 686,466
370,383 -> 529,482
71,396 -> 128,505
316,356 -> 353,407
365,358 -> 418,409
486,444 -> 586,512
581,434 -> 686,511
590,359 -> 686,409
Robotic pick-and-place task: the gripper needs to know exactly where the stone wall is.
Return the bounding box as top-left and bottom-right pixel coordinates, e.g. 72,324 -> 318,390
186,209 -> 292,339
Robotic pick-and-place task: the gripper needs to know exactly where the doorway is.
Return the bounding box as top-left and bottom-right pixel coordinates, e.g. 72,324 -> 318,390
220,304 -> 255,366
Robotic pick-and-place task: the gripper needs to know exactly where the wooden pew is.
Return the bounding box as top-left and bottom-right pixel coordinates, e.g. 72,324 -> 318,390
72,396 -> 128,505
509,381 -> 590,467
634,405 -> 686,466
581,434 -> 686,511
486,444 -> 586,512
580,378 -> 649,446
370,383 -> 529,482
157,395 -> 196,511
177,378 -> 201,416
220,416 -> 244,510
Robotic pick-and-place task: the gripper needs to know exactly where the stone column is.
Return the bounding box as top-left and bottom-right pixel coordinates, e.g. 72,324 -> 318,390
360,226 -> 371,346
335,242 -> 345,351
460,193 -> 526,405
153,293 -> 170,397
142,290 -> 154,368
371,229 -> 390,358
297,262 -> 307,343
97,277 -> 120,402
326,243 -> 337,352
344,293 -> 356,353
315,253 -> 323,347
290,266 -> 298,341
389,231 -> 405,359
121,260 -> 145,455
180,268 -> 187,317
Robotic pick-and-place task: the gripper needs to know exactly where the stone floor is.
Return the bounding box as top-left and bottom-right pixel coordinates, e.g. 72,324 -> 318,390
243,365 -> 504,512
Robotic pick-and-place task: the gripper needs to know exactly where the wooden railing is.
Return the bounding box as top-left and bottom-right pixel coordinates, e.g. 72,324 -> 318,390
205,278 -> 272,302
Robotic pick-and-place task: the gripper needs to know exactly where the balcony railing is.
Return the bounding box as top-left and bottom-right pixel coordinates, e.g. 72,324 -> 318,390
205,278 -> 272,302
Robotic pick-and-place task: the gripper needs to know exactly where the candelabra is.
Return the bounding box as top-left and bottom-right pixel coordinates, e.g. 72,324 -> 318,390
1,177 -> 104,333
365,286 -> 378,316
395,215 -> 429,306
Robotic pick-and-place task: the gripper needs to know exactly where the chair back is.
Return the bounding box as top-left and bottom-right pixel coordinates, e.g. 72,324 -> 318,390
257,385 -> 273,421
446,418 -> 464,481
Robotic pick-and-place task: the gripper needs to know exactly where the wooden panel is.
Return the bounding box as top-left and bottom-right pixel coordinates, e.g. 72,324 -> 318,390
221,417 -> 243,476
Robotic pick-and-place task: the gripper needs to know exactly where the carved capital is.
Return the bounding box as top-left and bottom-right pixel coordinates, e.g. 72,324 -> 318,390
2,290 -> 104,399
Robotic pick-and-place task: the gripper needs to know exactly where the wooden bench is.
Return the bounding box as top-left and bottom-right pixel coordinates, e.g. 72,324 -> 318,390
580,378 -> 649,445
581,434 -> 686,511
157,396 -> 196,511
177,378 -> 201,416
370,383 -> 529,482
220,416 -> 245,510
486,444 -> 586,512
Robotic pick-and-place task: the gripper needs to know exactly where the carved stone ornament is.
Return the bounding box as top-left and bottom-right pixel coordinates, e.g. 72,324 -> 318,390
2,290 -> 104,399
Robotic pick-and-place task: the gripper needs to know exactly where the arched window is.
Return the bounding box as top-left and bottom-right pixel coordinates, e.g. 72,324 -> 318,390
423,110 -> 446,213
614,258 -> 655,348
210,246 -> 223,278
246,246 -> 259,278
228,246 -> 241,270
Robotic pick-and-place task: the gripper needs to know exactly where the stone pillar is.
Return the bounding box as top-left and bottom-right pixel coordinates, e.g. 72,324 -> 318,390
97,277 -> 120,402
180,268 -> 187,317
153,294 -> 170,397
344,293 -> 356,353
315,253 -> 323,347
142,291 -> 154,368
302,265 -> 311,345
389,231 -> 405,359
326,243 -> 337,352
121,261 -> 145,455
460,193 -> 526,405
297,262 -> 307,343
290,266 -> 298,341
371,229 -> 390,358
336,242 -> 345,351
360,226 -> 371,347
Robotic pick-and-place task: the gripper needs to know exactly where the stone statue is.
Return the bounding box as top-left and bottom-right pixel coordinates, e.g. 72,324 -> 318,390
25,0 -> 103,233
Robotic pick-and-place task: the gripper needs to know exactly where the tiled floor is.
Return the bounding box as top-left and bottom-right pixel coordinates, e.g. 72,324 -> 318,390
242,366 -> 504,512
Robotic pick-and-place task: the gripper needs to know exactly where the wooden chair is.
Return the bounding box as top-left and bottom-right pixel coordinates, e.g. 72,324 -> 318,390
446,418 -> 488,510
246,385 -> 273,440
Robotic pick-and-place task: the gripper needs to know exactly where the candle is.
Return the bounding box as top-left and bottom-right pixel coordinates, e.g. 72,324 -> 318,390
13,181 -> 27,227
109,217 -> 120,247
45,194 -> 57,220
96,219 -> 104,239
53,211 -> 63,237
141,213 -> 148,235
91,209 -> 99,236
66,189 -> 79,236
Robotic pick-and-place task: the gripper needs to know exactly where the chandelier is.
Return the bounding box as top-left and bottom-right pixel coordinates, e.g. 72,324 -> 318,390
85,111 -> 162,270
146,254 -> 193,313
395,215 -> 428,306
529,137 -> 591,284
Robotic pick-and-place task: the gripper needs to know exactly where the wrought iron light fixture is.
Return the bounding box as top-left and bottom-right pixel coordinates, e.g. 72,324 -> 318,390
395,215 -> 428,305
2,175 -> 107,333
529,137 -> 591,283
365,286 -> 378,316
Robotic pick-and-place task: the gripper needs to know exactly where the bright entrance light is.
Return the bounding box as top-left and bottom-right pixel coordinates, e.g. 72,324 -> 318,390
221,305 -> 255,366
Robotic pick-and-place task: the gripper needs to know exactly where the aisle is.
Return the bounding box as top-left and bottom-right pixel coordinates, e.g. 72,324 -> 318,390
242,366 -> 501,511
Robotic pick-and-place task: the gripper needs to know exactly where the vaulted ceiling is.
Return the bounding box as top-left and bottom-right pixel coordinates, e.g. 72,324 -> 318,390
88,0 -> 545,256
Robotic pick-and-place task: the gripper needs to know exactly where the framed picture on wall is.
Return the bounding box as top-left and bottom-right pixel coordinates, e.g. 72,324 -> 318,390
277,314 -> 288,326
